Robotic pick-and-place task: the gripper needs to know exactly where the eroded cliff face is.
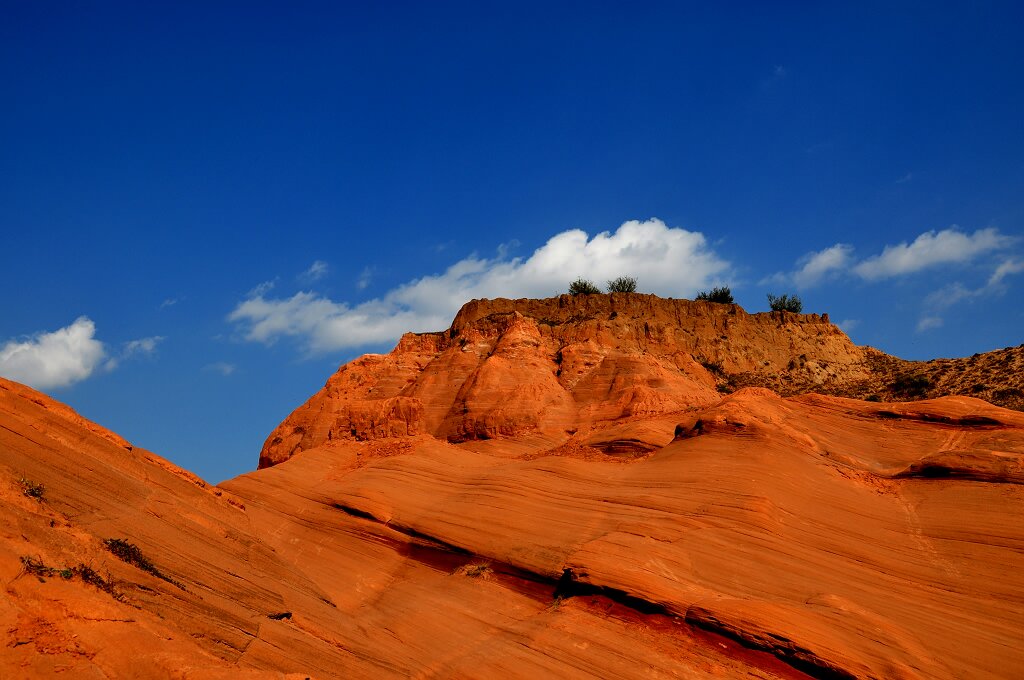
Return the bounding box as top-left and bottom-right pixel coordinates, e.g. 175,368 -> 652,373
4,295 -> 1024,679
260,294 -> 867,468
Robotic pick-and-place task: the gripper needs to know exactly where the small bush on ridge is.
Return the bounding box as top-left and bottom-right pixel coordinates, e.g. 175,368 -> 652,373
568,278 -> 601,295
695,286 -> 734,304
606,276 -> 637,293
767,293 -> 803,313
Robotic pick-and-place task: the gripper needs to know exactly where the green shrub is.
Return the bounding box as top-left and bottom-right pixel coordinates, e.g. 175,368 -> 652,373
695,286 -> 734,304
767,293 -> 803,313
20,556 -> 122,598
21,555 -> 55,579
606,276 -> 637,293
104,538 -> 186,590
891,373 -> 932,398
104,538 -> 159,575
568,278 -> 601,295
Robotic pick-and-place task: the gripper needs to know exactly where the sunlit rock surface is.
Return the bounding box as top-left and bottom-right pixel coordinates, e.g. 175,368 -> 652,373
3,294 -> 1023,678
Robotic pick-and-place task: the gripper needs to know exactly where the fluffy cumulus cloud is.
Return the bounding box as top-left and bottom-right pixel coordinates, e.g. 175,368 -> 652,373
853,227 -> 1010,280
0,317 -> 107,390
229,218 -> 731,353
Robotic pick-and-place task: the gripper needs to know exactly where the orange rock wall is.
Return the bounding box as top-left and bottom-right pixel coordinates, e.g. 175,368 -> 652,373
261,294 -> 867,467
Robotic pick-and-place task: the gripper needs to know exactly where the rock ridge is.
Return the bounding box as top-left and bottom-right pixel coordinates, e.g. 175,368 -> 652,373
260,293 -> 867,468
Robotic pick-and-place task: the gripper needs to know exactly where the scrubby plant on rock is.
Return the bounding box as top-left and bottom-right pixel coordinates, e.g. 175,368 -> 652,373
767,293 -> 803,313
568,278 -> 601,295
606,276 -> 637,293
695,286 -> 734,304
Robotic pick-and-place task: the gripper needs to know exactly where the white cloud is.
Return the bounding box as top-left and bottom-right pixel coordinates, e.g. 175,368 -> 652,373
0,317 -> 107,390
837,319 -> 859,332
159,298 -> 179,309
917,257 -> 1024,330
299,260 -> 329,283
853,227 -> 1010,280
248,279 -> 277,297
356,266 -> 375,290
792,244 -> 854,288
916,316 -> 943,332
895,172 -> 914,184
989,258 -> 1024,287
229,218 -> 731,354
122,336 -> 164,359
204,362 -> 236,376
762,243 -> 853,288
923,282 -> 980,311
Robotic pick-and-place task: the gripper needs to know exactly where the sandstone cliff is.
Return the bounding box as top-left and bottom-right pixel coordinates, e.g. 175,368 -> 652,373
260,294 -> 867,467
261,294 -> 1023,469
3,294 -> 1024,679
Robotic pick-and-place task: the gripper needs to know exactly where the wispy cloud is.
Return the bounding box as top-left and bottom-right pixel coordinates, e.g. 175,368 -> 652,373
203,362 -> 236,376
763,243 -> 853,288
228,218 -> 732,354
837,319 -> 859,333
356,266 -> 375,290
895,172 -> 914,184
770,227 -> 1015,290
760,64 -> 788,90
299,260 -> 329,283
159,297 -> 180,309
917,316 -> 943,332
989,258 -> 1024,286
104,335 -> 165,371
122,336 -> 164,359
917,256 -> 1024,330
853,227 -> 1010,280
0,317 -> 107,390
247,279 -> 277,297
923,282 -> 983,311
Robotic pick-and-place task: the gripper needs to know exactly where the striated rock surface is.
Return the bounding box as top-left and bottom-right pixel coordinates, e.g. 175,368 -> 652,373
4,293 -> 1024,679
260,294 -> 865,468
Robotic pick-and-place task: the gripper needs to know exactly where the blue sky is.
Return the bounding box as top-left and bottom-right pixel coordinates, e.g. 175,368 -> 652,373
2,2 -> 1022,483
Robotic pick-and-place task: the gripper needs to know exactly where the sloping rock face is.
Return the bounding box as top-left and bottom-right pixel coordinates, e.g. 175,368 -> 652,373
0,377 -> 354,678
232,388 -> 1024,680
4,294 -> 1024,679
260,294 -> 866,467
0,377 -> 805,678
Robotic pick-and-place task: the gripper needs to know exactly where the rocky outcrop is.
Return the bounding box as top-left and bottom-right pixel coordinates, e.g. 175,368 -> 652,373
260,294 -> 869,467
4,293 -> 1024,679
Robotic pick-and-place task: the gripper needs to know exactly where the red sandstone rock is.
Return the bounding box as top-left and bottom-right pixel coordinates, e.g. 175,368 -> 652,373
260,294 -> 866,468
3,294 -> 1024,679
